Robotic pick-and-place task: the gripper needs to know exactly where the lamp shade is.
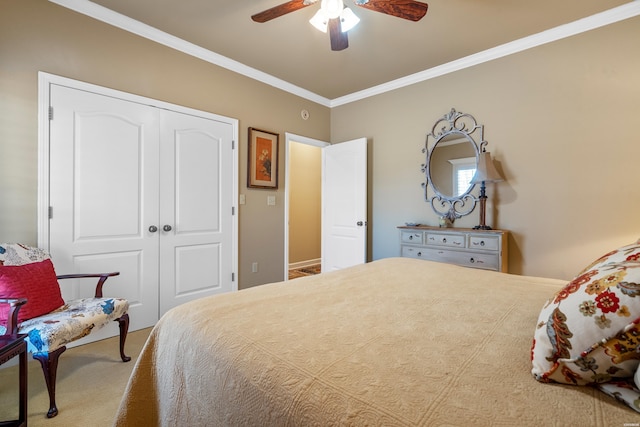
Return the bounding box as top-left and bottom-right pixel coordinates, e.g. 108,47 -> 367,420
309,9 -> 329,32
470,151 -> 504,184
322,0 -> 344,19
340,7 -> 360,32
311,1 -> 359,33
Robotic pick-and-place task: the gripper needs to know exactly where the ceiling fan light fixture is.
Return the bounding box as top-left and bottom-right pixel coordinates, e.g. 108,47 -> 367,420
322,0 -> 344,19
309,9 -> 329,32
340,7 -> 360,32
253,0 -> 429,51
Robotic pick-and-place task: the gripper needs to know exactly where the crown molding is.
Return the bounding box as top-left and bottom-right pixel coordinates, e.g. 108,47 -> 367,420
50,0 -> 640,108
48,0 -> 332,106
330,1 -> 640,107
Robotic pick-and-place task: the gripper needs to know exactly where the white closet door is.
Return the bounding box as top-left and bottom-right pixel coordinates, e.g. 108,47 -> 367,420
158,110 -> 235,315
49,84 -> 160,333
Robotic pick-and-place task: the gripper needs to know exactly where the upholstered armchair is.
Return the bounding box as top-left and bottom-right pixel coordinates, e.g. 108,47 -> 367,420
0,243 -> 131,418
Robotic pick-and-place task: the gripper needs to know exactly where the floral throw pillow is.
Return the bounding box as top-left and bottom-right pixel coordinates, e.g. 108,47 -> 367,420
0,243 -> 50,266
531,240 -> 640,387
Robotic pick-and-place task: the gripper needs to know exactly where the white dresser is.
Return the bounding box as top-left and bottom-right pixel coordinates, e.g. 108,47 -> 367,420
398,225 -> 508,272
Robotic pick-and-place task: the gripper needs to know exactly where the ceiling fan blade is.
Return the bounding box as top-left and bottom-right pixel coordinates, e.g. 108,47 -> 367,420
251,0 -> 317,23
355,0 -> 428,22
329,18 -> 349,51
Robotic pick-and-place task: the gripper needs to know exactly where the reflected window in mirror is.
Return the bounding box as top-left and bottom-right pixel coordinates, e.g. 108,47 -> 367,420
449,157 -> 476,197
428,135 -> 477,198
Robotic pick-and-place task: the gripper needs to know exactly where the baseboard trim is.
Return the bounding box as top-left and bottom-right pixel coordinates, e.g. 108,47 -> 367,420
288,258 -> 321,270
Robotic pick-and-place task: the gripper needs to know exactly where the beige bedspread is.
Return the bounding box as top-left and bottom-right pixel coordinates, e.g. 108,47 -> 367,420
114,258 -> 636,426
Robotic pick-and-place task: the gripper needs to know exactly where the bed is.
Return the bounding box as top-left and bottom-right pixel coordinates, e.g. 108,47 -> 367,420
114,256 -> 640,426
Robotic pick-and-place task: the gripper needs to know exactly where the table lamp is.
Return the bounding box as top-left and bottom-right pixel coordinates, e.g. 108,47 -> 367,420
470,150 -> 504,230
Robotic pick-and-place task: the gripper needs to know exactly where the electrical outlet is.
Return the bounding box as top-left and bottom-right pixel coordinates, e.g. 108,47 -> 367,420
251,262 -> 258,273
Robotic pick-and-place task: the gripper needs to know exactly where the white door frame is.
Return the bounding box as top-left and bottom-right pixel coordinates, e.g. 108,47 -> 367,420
37,71 -> 238,285
283,133 -> 329,280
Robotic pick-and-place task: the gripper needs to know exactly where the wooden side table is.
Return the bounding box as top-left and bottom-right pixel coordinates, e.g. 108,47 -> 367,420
0,334 -> 27,427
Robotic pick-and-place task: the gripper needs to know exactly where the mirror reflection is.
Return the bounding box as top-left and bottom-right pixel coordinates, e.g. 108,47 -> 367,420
422,108 -> 486,222
429,133 -> 477,198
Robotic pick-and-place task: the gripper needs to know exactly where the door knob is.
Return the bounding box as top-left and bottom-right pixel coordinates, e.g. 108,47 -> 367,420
357,221 -> 364,226
163,225 -> 172,232
149,225 -> 158,233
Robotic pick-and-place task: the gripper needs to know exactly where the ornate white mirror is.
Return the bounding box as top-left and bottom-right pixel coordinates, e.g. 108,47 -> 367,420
422,108 -> 486,223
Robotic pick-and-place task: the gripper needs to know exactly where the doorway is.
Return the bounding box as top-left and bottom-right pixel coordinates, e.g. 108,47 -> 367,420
284,134 -> 328,280
284,134 -> 368,280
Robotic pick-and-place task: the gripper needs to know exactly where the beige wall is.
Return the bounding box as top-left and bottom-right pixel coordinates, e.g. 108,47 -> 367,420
331,16 -> 640,279
288,142 -> 322,265
0,0 -> 330,289
2,1 -> 639,287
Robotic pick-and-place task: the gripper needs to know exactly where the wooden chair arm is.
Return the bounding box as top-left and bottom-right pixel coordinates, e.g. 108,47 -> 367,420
57,272 -> 120,298
0,298 -> 28,334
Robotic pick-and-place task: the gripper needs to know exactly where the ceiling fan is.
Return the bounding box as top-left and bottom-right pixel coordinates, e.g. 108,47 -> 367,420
251,0 -> 428,51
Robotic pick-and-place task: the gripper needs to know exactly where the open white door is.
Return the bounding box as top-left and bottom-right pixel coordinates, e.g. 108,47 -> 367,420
321,138 -> 367,272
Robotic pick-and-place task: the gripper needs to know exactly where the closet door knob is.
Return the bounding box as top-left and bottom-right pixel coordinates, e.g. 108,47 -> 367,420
163,225 -> 172,232
149,225 -> 158,233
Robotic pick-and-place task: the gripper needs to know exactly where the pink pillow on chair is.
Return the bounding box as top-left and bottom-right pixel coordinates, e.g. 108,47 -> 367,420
0,259 -> 65,324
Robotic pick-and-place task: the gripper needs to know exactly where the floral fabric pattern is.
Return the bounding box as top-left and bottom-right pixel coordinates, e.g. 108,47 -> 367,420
0,243 -> 129,355
0,243 -> 50,266
531,240 -> 640,413
0,297 -> 129,354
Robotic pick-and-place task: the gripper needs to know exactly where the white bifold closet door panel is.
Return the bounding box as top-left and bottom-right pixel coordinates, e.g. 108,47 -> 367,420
158,110 -> 234,315
49,85 -> 160,333
48,84 -> 235,336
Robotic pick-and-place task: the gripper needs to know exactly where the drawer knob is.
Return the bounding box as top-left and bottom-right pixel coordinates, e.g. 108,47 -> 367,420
442,238 -> 447,243
470,257 -> 475,263
480,240 -> 485,246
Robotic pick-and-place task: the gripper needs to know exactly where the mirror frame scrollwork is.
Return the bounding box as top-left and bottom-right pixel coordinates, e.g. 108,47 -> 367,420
421,108 -> 487,222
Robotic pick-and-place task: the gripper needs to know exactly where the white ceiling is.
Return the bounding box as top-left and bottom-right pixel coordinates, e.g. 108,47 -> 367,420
52,0 -> 638,106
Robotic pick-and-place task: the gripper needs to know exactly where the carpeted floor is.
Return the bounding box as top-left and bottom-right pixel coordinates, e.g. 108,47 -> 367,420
288,264 -> 321,280
0,327 -> 151,427
1,267 -> 317,425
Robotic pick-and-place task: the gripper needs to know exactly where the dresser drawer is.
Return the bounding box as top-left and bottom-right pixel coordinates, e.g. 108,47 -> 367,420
401,231 -> 423,244
420,247 -> 500,271
398,226 -> 508,272
401,245 -> 428,259
468,235 -> 500,251
425,233 -> 465,248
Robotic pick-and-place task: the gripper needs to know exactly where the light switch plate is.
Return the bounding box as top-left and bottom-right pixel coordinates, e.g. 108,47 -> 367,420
267,196 -> 276,206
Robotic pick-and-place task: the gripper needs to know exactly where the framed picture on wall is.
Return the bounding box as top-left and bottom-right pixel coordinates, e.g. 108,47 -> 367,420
248,127 -> 279,189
